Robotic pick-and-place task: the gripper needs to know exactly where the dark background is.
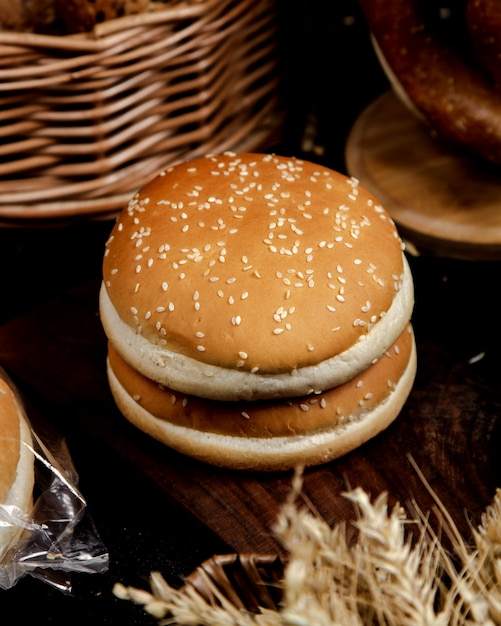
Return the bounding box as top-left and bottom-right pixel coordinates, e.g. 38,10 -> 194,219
3,1 -> 500,624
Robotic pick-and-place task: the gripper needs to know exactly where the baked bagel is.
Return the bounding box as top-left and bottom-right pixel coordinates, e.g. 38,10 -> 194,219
466,0 -> 501,89
359,0 -> 501,165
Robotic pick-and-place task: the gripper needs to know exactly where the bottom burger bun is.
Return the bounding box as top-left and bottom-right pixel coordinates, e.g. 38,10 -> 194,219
0,373 -> 35,561
106,324 -> 416,472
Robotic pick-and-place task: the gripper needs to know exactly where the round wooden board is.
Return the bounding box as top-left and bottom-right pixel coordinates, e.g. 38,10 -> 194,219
345,91 -> 501,260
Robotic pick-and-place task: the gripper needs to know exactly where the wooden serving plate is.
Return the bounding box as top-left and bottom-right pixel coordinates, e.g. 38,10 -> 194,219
346,90 -> 501,260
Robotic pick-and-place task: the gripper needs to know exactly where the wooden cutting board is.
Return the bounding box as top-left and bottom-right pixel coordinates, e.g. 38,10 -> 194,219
346,91 -> 501,260
0,274 -> 499,555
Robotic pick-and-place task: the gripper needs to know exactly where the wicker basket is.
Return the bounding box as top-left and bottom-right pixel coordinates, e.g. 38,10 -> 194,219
116,553 -> 285,623
183,553 -> 284,613
0,0 -> 285,221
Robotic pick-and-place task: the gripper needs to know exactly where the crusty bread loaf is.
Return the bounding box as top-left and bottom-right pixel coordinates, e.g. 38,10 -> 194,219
53,0 -> 150,33
0,0 -> 153,34
0,0 -> 55,33
0,372 -> 35,561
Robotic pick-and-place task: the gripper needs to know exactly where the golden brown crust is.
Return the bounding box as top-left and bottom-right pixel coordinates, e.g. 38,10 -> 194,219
102,153 -> 405,375
466,0 -> 501,88
0,376 -> 21,505
107,324 -> 414,439
106,325 -> 416,470
359,0 -> 501,165
53,0 -> 150,34
0,371 -> 35,558
0,369 -> 35,561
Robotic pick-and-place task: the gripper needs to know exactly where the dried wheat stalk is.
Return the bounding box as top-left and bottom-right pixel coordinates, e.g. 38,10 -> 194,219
113,467 -> 501,625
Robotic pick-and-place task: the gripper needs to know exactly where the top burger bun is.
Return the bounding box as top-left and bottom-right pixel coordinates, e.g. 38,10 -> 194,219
0,370 -> 34,561
100,153 -> 414,403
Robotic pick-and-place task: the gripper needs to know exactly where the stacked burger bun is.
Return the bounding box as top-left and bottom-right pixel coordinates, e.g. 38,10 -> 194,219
100,153 -> 416,471
0,370 -> 34,561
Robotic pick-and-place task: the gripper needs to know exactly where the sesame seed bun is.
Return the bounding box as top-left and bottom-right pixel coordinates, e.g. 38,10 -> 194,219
0,371 -> 34,561
100,152 -> 416,469
100,152 -> 414,402
105,324 -> 416,471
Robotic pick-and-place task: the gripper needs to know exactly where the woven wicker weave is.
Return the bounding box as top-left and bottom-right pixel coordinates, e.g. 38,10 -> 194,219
0,0 -> 284,221
183,553 -> 284,613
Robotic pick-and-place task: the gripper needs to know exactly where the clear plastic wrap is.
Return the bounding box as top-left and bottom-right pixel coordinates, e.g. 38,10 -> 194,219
0,368 -> 109,590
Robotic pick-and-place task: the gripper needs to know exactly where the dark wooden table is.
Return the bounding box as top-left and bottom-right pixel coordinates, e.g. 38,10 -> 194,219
1,3 -> 500,622
0,208 -> 500,624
